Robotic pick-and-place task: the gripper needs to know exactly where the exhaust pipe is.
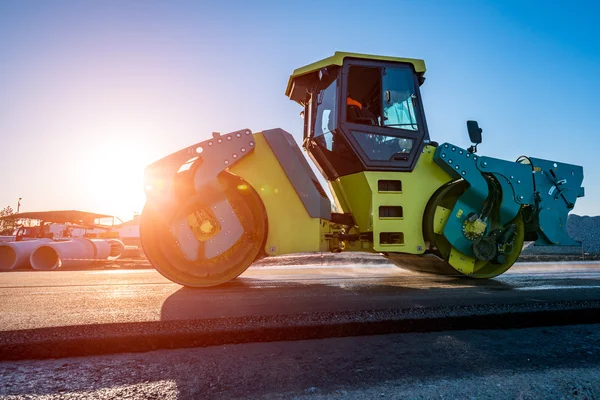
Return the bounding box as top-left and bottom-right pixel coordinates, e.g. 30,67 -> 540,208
29,238 -> 126,270
0,239 -> 52,270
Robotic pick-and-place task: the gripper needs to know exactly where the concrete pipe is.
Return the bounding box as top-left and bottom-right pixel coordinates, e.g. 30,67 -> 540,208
0,239 -> 52,270
90,238 -> 111,260
89,238 -> 125,260
29,238 -> 127,270
30,238 -> 96,270
107,239 -> 125,260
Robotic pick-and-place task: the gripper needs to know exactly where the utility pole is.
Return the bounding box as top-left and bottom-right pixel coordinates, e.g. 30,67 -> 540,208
17,198 -> 22,213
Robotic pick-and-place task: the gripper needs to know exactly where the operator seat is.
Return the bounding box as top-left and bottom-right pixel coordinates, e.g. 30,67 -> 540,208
347,96 -> 378,125
348,105 -> 378,125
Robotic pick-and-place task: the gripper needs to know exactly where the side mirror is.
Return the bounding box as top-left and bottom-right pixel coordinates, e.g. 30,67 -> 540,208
466,120 -> 483,154
466,120 -> 482,144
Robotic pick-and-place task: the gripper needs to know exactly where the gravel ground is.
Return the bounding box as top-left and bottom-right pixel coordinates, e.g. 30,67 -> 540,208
569,215 -> 600,254
522,214 -> 600,255
1,324 -> 599,399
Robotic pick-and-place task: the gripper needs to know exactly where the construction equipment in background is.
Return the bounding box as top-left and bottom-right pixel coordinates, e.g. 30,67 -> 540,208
0,210 -> 126,270
140,52 -> 585,287
1,210 -> 116,241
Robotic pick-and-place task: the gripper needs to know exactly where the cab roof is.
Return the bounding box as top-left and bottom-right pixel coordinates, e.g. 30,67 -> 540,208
285,51 -> 426,98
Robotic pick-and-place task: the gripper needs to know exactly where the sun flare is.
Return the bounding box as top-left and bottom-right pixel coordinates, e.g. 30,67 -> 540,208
78,137 -> 153,222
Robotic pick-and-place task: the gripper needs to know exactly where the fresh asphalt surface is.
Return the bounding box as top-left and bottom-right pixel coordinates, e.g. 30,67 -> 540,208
1,261 -> 599,399
1,261 -> 600,332
1,324 -> 599,399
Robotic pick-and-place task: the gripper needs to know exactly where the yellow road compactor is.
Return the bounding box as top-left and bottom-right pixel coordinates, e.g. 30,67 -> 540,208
140,52 -> 585,287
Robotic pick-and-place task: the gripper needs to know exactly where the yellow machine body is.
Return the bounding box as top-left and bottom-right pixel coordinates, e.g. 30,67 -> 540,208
330,145 -> 452,254
229,132 -> 328,256
227,138 -> 454,258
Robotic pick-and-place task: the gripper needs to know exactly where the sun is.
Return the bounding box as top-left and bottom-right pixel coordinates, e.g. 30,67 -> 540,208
79,138 -> 154,223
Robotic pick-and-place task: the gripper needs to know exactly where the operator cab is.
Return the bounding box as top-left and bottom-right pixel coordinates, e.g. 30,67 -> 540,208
286,52 -> 430,181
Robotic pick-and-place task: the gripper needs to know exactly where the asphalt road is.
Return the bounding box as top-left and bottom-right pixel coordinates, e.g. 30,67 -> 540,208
0,261 -> 599,360
1,324 -> 599,399
1,261 -> 600,331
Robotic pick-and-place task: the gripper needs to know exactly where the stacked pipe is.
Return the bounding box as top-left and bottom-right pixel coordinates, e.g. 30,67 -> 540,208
0,239 -> 52,270
30,238 -> 125,270
0,238 -> 125,270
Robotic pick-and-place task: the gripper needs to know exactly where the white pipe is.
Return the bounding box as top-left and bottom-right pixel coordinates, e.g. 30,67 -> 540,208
0,239 -> 52,270
91,239 -> 111,260
29,238 -> 126,270
107,239 -> 125,260
30,238 -> 96,270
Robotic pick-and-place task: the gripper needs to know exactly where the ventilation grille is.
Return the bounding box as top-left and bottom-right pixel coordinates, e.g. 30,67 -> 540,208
380,232 -> 404,245
378,180 -> 402,192
379,206 -> 403,218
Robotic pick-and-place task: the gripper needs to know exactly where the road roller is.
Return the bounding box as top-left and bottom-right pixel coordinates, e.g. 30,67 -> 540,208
140,52 -> 585,287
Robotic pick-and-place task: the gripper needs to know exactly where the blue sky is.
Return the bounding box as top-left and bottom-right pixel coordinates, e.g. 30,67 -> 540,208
0,0 -> 598,220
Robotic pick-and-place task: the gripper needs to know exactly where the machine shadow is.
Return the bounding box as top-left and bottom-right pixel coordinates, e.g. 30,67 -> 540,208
158,267 -> 519,323
159,276 -> 421,322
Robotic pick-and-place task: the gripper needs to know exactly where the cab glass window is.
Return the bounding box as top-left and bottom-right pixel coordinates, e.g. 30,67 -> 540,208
346,64 -> 419,132
313,78 -> 337,151
351,131 -> 413,161
382,68 -> 419,130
